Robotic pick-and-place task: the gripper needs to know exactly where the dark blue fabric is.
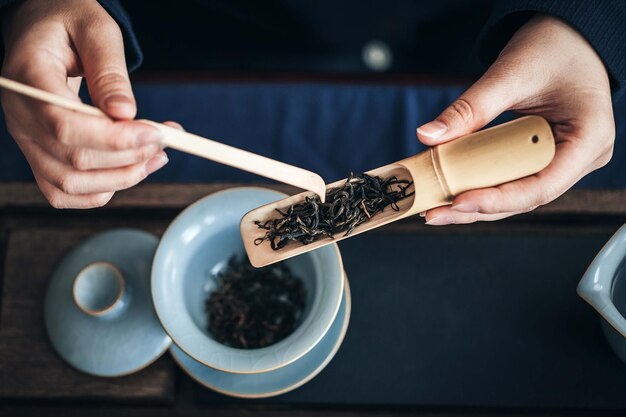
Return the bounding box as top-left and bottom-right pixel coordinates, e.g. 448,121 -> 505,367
120,0 -> 489,75
98,0 -> 144,71
0,82 -> 624,188
479,0 -> 626,98
115,1 -> 626,99
1,1 -> 625,94
135,83 -> 463,184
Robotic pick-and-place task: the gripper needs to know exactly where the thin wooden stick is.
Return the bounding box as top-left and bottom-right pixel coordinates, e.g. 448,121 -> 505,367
0,76 -> 327,201
0,77 -> 106,117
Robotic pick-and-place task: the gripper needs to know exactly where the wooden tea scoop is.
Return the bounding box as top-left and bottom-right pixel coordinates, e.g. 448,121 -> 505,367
0,76 -> 327,201
241,115 -> 555,267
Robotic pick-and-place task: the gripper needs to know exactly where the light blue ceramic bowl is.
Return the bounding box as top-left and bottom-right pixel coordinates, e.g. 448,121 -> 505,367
171,277 -> 351,398
152,187 -> 344,374
578,223 -> 626,363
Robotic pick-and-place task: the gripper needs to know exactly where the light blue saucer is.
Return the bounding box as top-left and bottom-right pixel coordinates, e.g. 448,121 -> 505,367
170,278 -> 351,398
44,229 -> 171,377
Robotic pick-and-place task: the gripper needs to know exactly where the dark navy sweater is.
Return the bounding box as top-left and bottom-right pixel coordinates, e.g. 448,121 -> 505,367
1,1 -> 625,96
109,1 -> 625,95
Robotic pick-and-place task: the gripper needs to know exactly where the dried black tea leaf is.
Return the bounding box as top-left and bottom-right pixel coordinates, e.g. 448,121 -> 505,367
205,256 -> 306,349
254,173 -> 414,250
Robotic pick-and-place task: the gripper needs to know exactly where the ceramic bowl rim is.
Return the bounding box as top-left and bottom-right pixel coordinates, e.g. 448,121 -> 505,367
151,186 -> 344,374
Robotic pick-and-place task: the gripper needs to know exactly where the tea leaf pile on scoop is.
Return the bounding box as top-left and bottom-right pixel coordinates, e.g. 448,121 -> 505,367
205,256 -> 306,349
254,173 -> 414,250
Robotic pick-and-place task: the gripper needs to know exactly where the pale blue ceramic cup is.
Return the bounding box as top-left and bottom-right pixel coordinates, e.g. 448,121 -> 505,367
578,223 -> 626,363
152,187 -> 345,374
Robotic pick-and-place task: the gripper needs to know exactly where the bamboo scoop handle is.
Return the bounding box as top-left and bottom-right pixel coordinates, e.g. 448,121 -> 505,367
400,115 -> 556,215
0,76 -> 327,201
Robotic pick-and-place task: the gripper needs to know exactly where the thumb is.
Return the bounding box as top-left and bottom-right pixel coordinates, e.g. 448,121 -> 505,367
72,22 -> 136,120
417,71 -> 519,146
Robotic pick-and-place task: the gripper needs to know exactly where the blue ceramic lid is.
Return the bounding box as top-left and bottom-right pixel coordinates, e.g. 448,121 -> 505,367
44,229 -> 171,377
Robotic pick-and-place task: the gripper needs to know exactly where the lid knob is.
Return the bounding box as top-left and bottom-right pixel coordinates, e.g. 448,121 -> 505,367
72,262 -> 127,317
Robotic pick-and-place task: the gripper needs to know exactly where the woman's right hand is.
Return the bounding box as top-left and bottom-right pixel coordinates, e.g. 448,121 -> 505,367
1,0 -> 168,208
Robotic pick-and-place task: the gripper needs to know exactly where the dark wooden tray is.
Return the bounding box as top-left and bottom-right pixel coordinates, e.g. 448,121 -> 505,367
1,182 -> 625,417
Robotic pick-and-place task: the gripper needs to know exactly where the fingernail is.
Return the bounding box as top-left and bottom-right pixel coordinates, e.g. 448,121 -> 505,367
451,203 -> 479,213
417,120 -> 448,139
135,128 -> 164,147
425,216 -> 455,226
165,121 -> 185,131
145,153 -> 168,174
105,94 -> 132,108
419,211 -> 426,217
